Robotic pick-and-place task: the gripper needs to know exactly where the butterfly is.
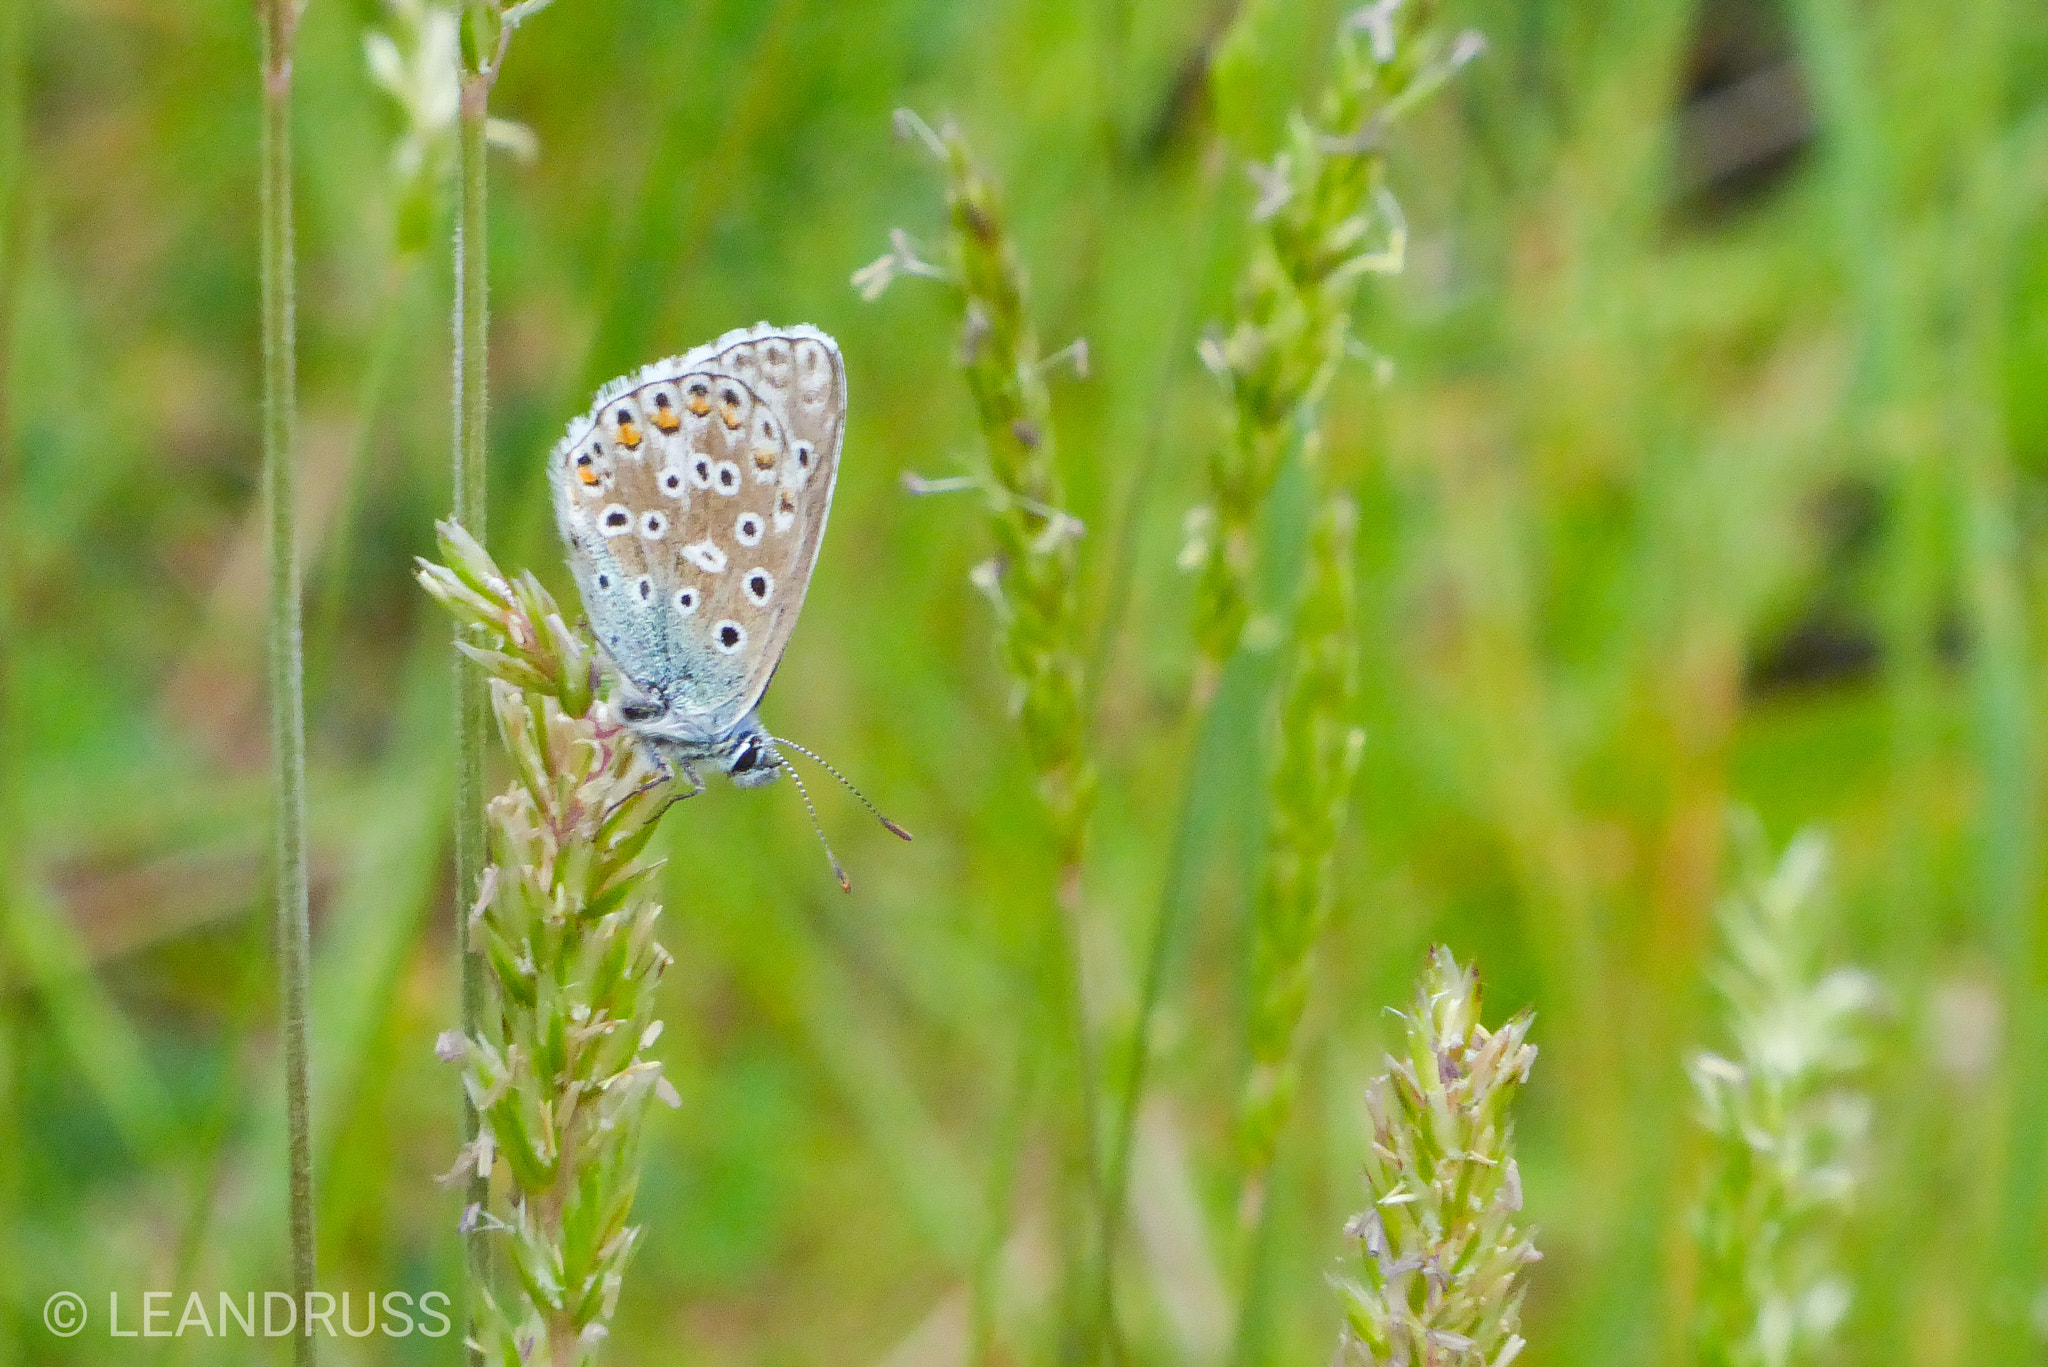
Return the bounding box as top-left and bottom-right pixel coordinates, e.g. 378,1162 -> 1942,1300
548,322 -> 907,886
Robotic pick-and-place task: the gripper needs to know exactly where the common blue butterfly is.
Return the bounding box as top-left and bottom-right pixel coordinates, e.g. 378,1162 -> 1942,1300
549,323 -> 905,885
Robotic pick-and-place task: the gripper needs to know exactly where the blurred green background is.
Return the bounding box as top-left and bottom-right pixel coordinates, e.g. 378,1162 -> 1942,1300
3,0 -> 2047,1363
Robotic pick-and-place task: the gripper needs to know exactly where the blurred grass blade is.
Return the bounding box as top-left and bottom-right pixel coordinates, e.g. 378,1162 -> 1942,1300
5,882 -> 178,1160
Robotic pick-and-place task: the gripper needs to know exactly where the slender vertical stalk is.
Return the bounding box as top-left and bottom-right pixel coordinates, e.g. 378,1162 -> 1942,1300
258,2 -> 317,1363
0,5 -> 25,1363
452,52 -> 493,1352
450,8 -> 553,1357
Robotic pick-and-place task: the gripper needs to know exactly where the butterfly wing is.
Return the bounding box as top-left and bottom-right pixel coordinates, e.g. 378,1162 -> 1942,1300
550,324 -> 846,742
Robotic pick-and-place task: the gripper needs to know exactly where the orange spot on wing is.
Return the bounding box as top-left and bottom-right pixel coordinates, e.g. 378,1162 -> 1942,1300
753,447 -> 776,470
686,393 -> 711,416
617,421 -> 642,448
652,409 -> 682,432
577,465 -> 601,486
719,402 -> 744,430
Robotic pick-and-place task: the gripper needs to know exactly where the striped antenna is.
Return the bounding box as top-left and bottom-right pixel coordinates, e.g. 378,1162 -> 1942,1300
771,735 -> 914,842
779,758 -> 851,893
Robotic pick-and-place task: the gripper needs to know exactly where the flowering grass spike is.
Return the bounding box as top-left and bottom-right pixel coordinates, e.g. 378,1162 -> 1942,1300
1690,825 -> 1875,1367
1334,946 -> 1539,1367
1237,497 -> 1365,1208
1189,0 -> 1481,680
856,110 -> 1095,870
419,520 -> 679,1367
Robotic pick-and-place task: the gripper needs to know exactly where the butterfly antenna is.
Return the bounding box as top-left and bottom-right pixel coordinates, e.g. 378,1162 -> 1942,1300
780,759 -> 852,893
770,735 -> 914,842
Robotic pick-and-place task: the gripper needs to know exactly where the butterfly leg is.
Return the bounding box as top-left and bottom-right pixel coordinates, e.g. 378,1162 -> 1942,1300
605,753 -> 701,827
647,761 -> 708,822
668,761 -> 705,804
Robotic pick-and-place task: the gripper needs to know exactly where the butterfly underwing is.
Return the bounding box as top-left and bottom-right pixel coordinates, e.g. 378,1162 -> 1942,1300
549,322 -> 846,789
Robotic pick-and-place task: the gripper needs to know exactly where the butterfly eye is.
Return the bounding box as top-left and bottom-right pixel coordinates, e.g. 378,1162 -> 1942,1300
730,738 -> 768,774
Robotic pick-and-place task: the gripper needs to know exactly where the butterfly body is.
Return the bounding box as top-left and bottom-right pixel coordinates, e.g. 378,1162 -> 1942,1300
549,323 -> 846,788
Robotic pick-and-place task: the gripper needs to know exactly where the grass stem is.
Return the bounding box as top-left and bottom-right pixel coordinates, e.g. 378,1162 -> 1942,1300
449,9 -> 556,1354
453,59 -> 493,1367
258,1 -> 317,1362
0,3 -> 23,1361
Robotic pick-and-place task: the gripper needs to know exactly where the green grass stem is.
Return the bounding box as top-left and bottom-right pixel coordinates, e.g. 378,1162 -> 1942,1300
452,57 -> 493,1366
258,2 -> 317,1362
450,0 -> 562,1344
0,2 -> 24,1355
